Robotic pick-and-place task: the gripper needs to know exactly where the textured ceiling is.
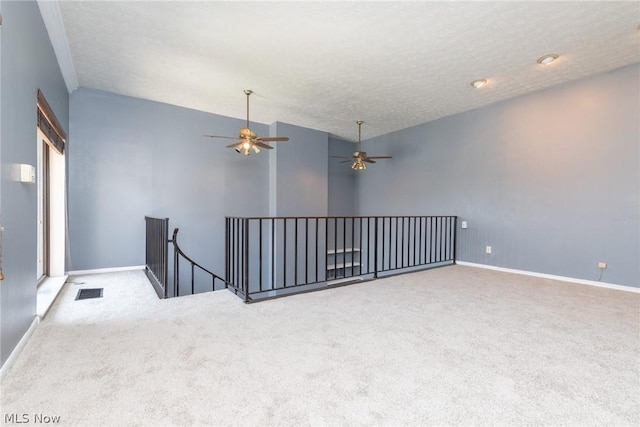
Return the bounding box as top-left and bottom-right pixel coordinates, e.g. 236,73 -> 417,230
59,1 -> 640,141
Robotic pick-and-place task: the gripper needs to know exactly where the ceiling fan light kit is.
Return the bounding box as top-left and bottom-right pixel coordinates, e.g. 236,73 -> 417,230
351,158 -> 367,170
204,89 -> 289,155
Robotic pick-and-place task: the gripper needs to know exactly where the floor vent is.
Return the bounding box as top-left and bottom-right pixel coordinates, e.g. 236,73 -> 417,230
76,288 -> 103,300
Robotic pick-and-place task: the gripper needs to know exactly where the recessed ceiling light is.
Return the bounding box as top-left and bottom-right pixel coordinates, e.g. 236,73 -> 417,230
470,79 -> 487,89
537,54 -> 559,65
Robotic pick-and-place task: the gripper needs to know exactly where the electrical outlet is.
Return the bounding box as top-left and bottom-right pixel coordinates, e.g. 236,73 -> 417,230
598,262 -> 607,269
486,246 -> 492,254
461,221 -> 468,229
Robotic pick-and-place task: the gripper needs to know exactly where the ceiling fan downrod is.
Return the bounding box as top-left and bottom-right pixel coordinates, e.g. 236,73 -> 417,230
244,89 -> 252,129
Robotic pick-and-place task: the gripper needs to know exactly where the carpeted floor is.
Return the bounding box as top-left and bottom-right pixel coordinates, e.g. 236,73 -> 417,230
1,266 -> 638,426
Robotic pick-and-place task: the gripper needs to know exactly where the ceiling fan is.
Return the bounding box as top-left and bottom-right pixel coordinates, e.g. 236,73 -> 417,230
204,89 -> 289,155
332,120 -> 392,170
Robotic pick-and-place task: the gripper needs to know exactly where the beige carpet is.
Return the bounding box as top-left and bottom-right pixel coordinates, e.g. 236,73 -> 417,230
1,266 -> 638,426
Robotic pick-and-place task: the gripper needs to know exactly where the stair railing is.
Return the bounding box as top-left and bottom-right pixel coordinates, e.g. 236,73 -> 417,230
171,228 -> 227,297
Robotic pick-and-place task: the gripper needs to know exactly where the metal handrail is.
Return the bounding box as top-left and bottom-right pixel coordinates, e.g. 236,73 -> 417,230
225,215 -> 457,302
171,228 -> 227,297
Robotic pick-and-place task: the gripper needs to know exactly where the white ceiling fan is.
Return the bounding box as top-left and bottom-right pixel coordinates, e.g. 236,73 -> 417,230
204,90 -> 289,155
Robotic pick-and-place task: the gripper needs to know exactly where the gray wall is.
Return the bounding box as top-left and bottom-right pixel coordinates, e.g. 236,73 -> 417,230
69,88 -> 269,275
269,122 -> 329,216
357,64 -> 639,287
69,91 -> 337,276
0,0 -> 69,366
70,65 -> 639,288
328,137 -> 357,216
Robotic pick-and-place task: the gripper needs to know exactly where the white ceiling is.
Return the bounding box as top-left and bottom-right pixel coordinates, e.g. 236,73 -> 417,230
56,1 -> 640,141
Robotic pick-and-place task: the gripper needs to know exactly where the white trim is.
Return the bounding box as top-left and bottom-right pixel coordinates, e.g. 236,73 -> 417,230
327,276 -> 365,286
0,317 -> 39,382
456,261 -> 639,293
37,0 -> 79,93
327,247 -> 361,255
327,261 -> 361,270
37,275 -> 68,319
67,265 -> 145,276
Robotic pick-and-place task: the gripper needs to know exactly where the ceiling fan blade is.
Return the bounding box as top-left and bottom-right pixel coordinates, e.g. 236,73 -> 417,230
254,141 -> 274,149
339,160 -> 352,163
366,156 -> 392,159
225,141 -> 243,148
257,137 -> 290,142
363,158 -> 376,163
204,134 -> 238,140
330,156 -> 351,159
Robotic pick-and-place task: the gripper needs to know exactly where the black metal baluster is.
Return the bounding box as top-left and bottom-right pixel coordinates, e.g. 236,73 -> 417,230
444,217 -> 449,261
174,245 -> 179,297
375,217 -> 384,271
413,217 -> 417,266
239,219 -> 243,294
283,218 -> 287,288
438,217 -> 445,262
342,217 -> 346,278
225,218 -> 229,284
233,219 -> 237,287
452,217 -> 458,262
405,216 -> 409,267
445,217 -> 450,261
243,218 -> 250,302
437,216 -> 441,262
417,217 -> 422,265
359,217 -> 363,274
369,217 -> 373,275
374,217 -> 379,278
448,217 -> 451,261
436,216 -> 440,262
395,217 -> 399,269
401,217 -> 405,268
430,217 -> 435,263
422,217 -> 426,265
295,218 -> 298,286
239,218 -> 243,288
259,219 -> 263,292
191,264 -> 195,295
325,218 -> 329,282
429,216 -> 437,263
271,218 -> 275,290
381,217 -> 386,271
351,217 -> 355,277
334,218 -> 338,279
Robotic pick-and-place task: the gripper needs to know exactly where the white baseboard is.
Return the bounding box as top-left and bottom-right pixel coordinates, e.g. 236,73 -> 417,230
456,261 -> 639,293
0,316 -> 39,382
67,265 -> 145,276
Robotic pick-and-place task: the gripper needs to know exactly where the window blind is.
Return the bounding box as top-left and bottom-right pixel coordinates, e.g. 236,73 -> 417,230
37,89 -> 66,155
